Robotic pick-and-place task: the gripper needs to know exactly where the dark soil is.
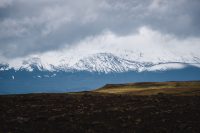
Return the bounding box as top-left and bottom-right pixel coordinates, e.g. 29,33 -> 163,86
0,92 -> 200,133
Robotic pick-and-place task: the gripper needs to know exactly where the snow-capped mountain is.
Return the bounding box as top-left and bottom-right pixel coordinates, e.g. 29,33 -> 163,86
1,52 -> 200,94
73,53 -> 148,73
1,52 -> 200,73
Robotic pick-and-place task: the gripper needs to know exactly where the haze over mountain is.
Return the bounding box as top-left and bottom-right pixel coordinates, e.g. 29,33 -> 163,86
1,27 -> 200,73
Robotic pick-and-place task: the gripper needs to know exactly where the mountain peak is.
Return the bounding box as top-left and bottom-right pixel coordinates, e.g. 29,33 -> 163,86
1,52 -> 200,73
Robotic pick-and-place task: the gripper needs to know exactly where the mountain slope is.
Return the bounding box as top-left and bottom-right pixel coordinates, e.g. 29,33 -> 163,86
1,52 -> 200,73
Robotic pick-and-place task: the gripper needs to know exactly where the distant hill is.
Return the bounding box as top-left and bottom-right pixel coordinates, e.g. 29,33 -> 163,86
95,81 -> 200,95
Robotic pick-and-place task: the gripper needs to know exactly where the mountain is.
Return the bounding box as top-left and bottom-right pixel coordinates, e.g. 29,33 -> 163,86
73,53 -> 148,73
1,52 -> 200,73
1,52 -> 200,94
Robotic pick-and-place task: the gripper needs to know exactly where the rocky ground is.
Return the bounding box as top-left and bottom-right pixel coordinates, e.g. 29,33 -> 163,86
0,92 -> 200,133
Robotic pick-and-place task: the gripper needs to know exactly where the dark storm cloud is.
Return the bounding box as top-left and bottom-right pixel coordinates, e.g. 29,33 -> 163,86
0,0 -> 200,58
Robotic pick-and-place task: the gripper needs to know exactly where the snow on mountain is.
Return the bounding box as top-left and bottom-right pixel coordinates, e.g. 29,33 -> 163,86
0,63 -> 9,71
20,57 -> 45,71
73,53 -> 143,73
1,52 -> 200,73
72,53 -> 200,73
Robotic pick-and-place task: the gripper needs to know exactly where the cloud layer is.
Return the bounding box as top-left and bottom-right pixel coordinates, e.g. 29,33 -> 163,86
2,27 -> 200,69
0,0 -> 200,61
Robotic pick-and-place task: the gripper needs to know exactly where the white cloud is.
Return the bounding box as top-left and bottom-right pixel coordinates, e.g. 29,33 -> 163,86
3,26 -> 200,69
69,26 -> 200,63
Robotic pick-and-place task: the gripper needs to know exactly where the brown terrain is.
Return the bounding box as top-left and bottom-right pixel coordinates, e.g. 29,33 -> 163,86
0,81 -> 200,133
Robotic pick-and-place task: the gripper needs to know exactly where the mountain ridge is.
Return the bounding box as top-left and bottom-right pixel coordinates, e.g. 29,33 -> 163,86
1,53 -> 200,73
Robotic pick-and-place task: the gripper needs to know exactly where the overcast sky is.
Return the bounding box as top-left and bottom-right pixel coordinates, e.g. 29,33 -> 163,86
0,0 -> 200,62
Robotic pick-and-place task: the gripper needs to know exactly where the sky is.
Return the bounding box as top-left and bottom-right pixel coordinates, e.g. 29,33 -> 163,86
0,0 -> 200,66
